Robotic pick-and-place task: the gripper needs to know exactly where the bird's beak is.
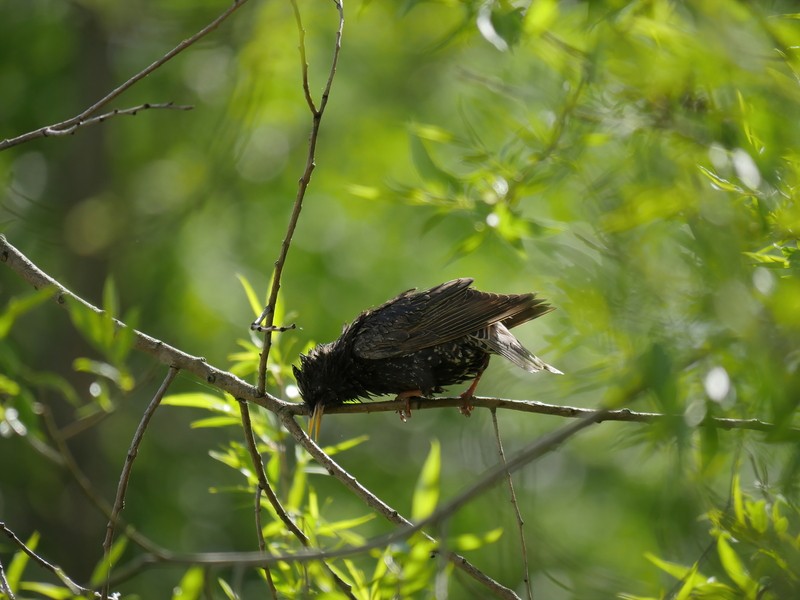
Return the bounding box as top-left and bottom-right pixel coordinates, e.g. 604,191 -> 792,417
308,403 -> 324,440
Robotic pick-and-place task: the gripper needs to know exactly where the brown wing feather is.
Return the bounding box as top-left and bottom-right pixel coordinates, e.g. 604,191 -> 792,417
353,278 -> 553,360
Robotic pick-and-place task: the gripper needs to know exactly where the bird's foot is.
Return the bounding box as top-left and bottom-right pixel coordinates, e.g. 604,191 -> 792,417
458,374 -> 484,417
458,392 -> 474,417
395,389 -> 422,423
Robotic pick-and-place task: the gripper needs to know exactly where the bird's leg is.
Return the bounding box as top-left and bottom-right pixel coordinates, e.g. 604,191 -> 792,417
459,356 -> 490,417
395,389 -> 422,422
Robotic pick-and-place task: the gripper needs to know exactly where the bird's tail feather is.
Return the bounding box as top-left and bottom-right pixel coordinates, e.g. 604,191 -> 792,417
474,322 -> 562,374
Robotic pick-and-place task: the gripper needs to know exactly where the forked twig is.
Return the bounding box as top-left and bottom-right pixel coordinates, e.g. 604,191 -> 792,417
0,2 -> 250,151
252,0 -> 345,395
491,409 -> 533,600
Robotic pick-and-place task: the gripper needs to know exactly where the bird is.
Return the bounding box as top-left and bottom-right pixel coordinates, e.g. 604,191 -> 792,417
293,278 -> 562,439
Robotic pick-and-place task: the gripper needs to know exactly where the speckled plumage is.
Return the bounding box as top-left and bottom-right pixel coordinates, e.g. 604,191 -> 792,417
293,278 -> 561,437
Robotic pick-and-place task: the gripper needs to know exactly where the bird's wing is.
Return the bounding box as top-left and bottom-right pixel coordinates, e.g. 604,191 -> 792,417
352,278 -> 552,359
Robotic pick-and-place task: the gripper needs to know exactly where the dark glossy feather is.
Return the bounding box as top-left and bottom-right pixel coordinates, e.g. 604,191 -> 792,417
352,278 -> 553,359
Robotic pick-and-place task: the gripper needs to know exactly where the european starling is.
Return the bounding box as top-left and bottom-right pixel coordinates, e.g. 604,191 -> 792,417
293,278 -> 561,438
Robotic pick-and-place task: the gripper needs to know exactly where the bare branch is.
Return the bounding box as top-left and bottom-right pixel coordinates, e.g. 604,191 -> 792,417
253,0 -> 345,394
0,558 -> 15,600
0,522 -> 97,597
0,234 -> 283,410
0,2 -> 249,152
491,409 -> 533,600
35,103 -> 191,141
289,394 -> 800,438
102,366 -> 179,596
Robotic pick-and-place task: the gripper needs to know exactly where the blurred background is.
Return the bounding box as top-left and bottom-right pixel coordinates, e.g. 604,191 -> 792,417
1,0 -> 799,598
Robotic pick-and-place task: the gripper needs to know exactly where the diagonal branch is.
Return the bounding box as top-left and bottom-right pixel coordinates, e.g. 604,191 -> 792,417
0,522 -> 97,598
1,234 -> 281,409
0,1 -> 249,152
24,102 -> 193,142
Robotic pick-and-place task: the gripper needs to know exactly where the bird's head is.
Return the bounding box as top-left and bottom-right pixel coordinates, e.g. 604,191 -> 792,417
292,343 -> 342,440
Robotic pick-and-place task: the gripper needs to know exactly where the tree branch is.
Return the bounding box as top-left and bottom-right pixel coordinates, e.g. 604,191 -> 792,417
293,395 -> 800,438
0,522 -> 98,598
0,2 -> 249,152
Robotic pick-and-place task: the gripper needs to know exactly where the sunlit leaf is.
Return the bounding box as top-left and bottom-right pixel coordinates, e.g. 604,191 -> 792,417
0,288 -> 56,339
89,536 -> 128,586
236,273 -> 262,318
163,393 -> 235,414
411,439 -> 440,521
717,536 -> 758,596
18,582 -> 74,599
7,530 -> 39,590
172,566 -> 204,600
217,577 -> 239,600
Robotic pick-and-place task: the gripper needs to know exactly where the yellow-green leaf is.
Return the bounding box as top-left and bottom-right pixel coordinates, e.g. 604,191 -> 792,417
412,440 -> 440,521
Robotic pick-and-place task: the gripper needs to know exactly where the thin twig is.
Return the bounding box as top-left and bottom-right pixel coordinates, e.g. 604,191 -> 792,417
102,366 -> 179,597
0,2 -> 250,151
253,0 -> 345,394
35,103 -> 191,140
491,409 -> 533,600
253,487 -> 278,599
0,522 -> 96,597
0,558 -> 15,600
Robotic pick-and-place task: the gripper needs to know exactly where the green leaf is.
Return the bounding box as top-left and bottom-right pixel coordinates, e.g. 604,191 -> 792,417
89,536 -> 128,586
451,527 -> 503,551
0,287 -> 56,339
7,531 -> 39,590
318,513 -> 375,536
163,393 -> 235,414
18,582 -> 74,599
218,577 -> 239,600
172,566 -> 205,600
0,374 -> 21,396
523,0 -> 558,34
72,358 -> 134,392
408,131 -> 458,190
322,434 -> 370,456
412,439 -> 440,520
190,416 -> 241,429
236,273 -> 262,319
746,499 -> 768,533
717,536 -> 758,596
732,474 -> 745,526
645,552 -> 706,586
